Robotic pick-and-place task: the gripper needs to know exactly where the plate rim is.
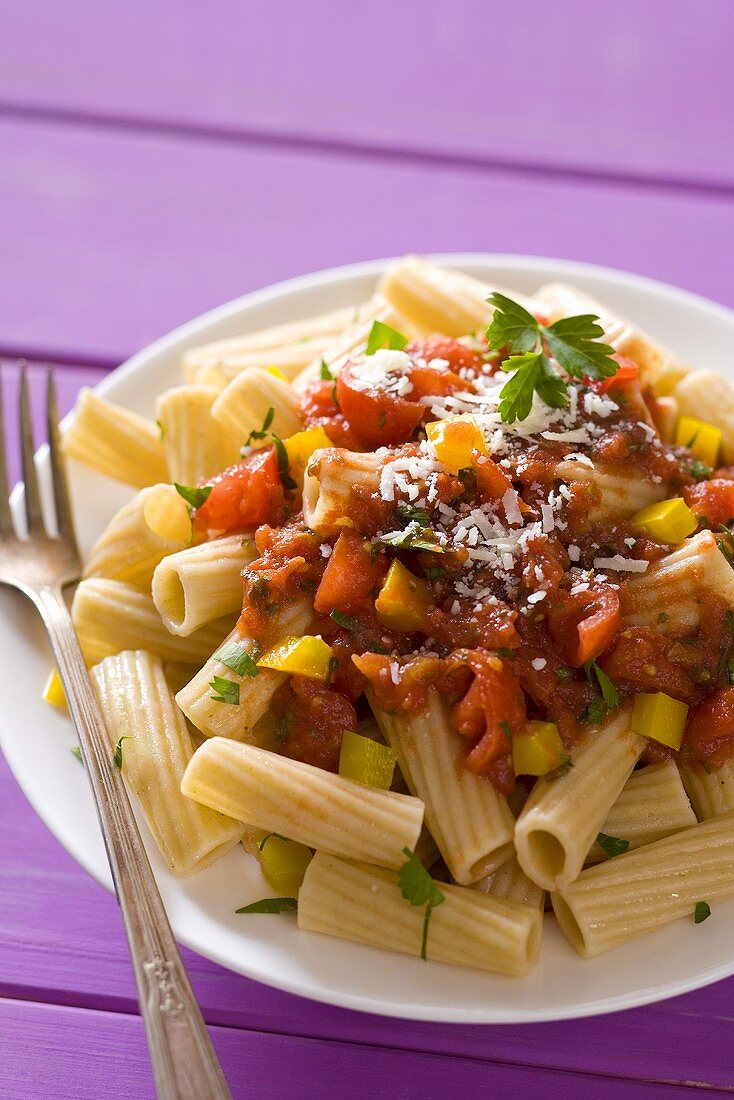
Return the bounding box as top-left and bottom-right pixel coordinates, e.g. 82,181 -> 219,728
4,251 -> 734,1024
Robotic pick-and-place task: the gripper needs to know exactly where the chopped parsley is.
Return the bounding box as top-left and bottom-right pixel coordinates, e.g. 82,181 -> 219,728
113,735 -> 133,770
70,745 -> 83,763
257,832 -> 289,851
175,483 -> 212,510
236,897 -> 298,914
398,847 -> 445,961
365,320 -> 409,356
423,566 -> 447,580
244,406 -> 275,447
272,433 -> 298,490
214,639 -> 259,678
587,660 -> 621,710
657,611 -> 668,624
686,457 -> 712,482
320,358 -> 334,381
395,503 -> 430,527
209,675 -> 240,705
485,292 -> 618,423
694,900 -> 711,924
596,832 -> 630,858
156,418 -> 165,440
330,609 -> 359,631
377,526 -> 445,553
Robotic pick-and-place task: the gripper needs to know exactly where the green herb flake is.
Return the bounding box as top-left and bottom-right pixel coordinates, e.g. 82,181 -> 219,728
113,735 -> 133,770
589,660 -> 621,710
694,900 -> 711,924
214,640 -> 259,679
423,566 -> 447,580
365,320 -> 409,356
236,897 -> 298,914
486,292 -> 618,423
272,433 -> 298,491
657,612 -> 668,624
209,675 -> 240,706
330,609 -> 359,632
596,832 -> 630,858
499,720 -> 513,743
156,418 -> 165,441
320,359 -> 334,381
555,666 -> 573,681
257,832 -> 289,852
70,745 -> 83,763
175,483 -> 212,510
244,406 -> 276,448
396,502 -> 430,528
687,457 -> 712,482
581,698 -> 607,725
398,847 -> 445,961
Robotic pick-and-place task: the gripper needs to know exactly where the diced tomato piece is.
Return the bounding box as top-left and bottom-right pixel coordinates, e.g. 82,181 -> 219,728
299,381 -> 361,449
451,651 -> 526,793
192,447 -> 286,538
406,337 -> 485,376
600,628 -> 697,704
683,480 -> 734,526
684,688 -> 734,769
273,676 -> 357,772
335,362 -> 423,447
313,530 -> 388,616
547,583 -> 620,667
597,357 -> 639,394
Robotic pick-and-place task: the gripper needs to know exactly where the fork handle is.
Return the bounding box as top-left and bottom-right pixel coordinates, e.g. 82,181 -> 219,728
36,584 -> 232,1100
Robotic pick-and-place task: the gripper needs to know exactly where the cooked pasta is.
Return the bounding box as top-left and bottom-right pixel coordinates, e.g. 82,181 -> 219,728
92,650 -> 244,875
56,255 -> 734,977
62,387 -> 168,487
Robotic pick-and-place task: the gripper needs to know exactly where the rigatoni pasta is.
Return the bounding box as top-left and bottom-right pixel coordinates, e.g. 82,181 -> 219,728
57,254 -> 734,977
92,650 -> 244,875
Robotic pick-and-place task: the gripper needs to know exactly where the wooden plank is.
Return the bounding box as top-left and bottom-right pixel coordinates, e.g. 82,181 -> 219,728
1,680 -> 734,1092
1,116 -> 734,366
0,997 -> 725,1099
1,1 -> 733,189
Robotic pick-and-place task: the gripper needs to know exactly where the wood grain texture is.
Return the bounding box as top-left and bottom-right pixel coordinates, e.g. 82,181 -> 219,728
1,117 -> 733,365
1,0 -> 733,189
0,997 -> 727,1099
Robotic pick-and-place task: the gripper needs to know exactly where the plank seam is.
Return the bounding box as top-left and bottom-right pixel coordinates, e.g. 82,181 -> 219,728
1,99 -> 733,202
0,989 -> 730,1092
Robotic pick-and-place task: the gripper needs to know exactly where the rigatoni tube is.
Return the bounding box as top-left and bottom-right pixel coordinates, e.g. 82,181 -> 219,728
175,598 -> 311,740
298,852 -> 541,976
92,651 -> 243,876
370,690 -> 514,884
586,760 -> 696,863
515,709 -> 645,891
152,534 -> 257,636
181,739 -> 424,869
553,811 -> 734,957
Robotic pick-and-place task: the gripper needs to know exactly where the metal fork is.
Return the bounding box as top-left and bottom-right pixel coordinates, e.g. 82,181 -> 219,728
0,368 -> 232,1100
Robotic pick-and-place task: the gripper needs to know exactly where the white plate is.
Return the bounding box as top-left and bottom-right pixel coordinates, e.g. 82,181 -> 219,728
3,254 -> 734,1024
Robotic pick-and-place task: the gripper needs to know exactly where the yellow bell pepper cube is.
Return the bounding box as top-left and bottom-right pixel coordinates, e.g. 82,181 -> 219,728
631,497 -> 697,543
512,720 -> 566,776
631,692 -> 689,750
339,729 -> 397,789
256,832 -> 312,895
375,560 -> 432,632
42,668 -> 67,710
257,634 -> 334,682
284,427 -> 333,485
425,415 -> 487,474
676,415 -> 722,468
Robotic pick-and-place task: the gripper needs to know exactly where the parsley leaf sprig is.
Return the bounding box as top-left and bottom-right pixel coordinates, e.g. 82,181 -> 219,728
236,897 -> 298,914
485,292 -> 618,423
398,847 -> 445,960
596,832 -> 630,858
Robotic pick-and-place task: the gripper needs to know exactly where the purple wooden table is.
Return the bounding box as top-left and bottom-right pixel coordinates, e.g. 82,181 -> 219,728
2,4 -> 734,1096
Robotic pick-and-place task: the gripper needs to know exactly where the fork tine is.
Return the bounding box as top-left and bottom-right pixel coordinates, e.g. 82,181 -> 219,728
19,366 -> 45,534
46,369 -> 78,549
0,371 -> 14,536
